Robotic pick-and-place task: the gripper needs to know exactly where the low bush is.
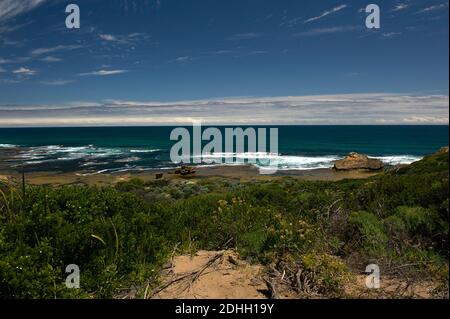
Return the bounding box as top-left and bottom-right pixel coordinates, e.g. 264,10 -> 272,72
0,150 -> 448,298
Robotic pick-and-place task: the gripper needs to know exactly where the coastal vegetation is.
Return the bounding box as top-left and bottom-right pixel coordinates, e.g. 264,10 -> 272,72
0,148 -> 448,299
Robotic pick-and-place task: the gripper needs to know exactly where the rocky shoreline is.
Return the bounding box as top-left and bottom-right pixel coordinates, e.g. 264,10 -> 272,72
1,148 -> 447,186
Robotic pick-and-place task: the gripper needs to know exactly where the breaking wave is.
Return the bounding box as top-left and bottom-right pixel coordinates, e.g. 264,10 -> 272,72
1,144 -> 423,173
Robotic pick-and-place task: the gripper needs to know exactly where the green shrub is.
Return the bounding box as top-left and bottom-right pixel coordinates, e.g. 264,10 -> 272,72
0,185 -> 169,298
347,211 -> 388,255
301,253 -> 349,294
385,206 -> 437,235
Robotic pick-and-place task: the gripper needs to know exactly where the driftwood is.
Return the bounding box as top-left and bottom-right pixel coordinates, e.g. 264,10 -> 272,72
265,261 -> 320,298
263,277 -> 279,299
227,255 -> 239,266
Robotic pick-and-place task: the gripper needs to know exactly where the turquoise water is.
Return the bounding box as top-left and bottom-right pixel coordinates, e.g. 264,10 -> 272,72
0,126 -> 448,173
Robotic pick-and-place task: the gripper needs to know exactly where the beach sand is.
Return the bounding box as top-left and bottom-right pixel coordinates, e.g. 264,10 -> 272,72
0,165 -> 379,186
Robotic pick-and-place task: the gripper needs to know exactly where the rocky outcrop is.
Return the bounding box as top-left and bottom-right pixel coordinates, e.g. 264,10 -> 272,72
174,166 -> 196,176
333,152 -> 384,171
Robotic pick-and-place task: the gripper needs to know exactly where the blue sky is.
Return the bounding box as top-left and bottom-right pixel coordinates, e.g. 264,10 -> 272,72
0,0 -> 448,126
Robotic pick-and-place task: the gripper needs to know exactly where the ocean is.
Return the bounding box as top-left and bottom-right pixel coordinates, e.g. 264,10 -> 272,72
0,125 -> 448,173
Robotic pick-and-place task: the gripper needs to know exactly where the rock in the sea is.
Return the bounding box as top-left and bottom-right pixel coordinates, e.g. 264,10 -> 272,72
333,152 -> 384,171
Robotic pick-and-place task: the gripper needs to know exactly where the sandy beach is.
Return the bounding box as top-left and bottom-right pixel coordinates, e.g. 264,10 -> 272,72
0,164 -> 379,186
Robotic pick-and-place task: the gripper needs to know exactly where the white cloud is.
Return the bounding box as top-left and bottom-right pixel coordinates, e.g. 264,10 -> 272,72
99,34 -> 117,42
40,80 -> 74,86
229,33 -> 263,40
0,0 -> 47,23
0,57 -> 11,64
41,56 -> 62,62
295,25 -> 359,37
78,69 -> 129,76
304,5 -> 347,23
175,56 -> 191,62
12,67 -> 36,75
0,93 -> 448,126
280,17 -> 303,27
391,3 -> 409,12
0,56 -> 31,64
31,45 -> 81,56
98,32 -> 149,45
382,32 -> 402,38
0,78 -> 21,84
246,50 -> 267,56
417,2 -> 449,13
400,116 -> 447,123
209,50 -> 233,55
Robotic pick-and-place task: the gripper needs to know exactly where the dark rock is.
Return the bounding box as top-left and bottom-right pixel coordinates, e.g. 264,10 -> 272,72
174,166 -> 196,176
334,152 -> 384,171
155,173 -> 164,179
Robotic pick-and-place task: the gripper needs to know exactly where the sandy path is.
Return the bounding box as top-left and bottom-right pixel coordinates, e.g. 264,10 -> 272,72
151,250 -> 268,299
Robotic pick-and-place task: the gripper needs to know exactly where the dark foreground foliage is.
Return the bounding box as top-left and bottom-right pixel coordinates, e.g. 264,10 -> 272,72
0,150 -> 448,298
